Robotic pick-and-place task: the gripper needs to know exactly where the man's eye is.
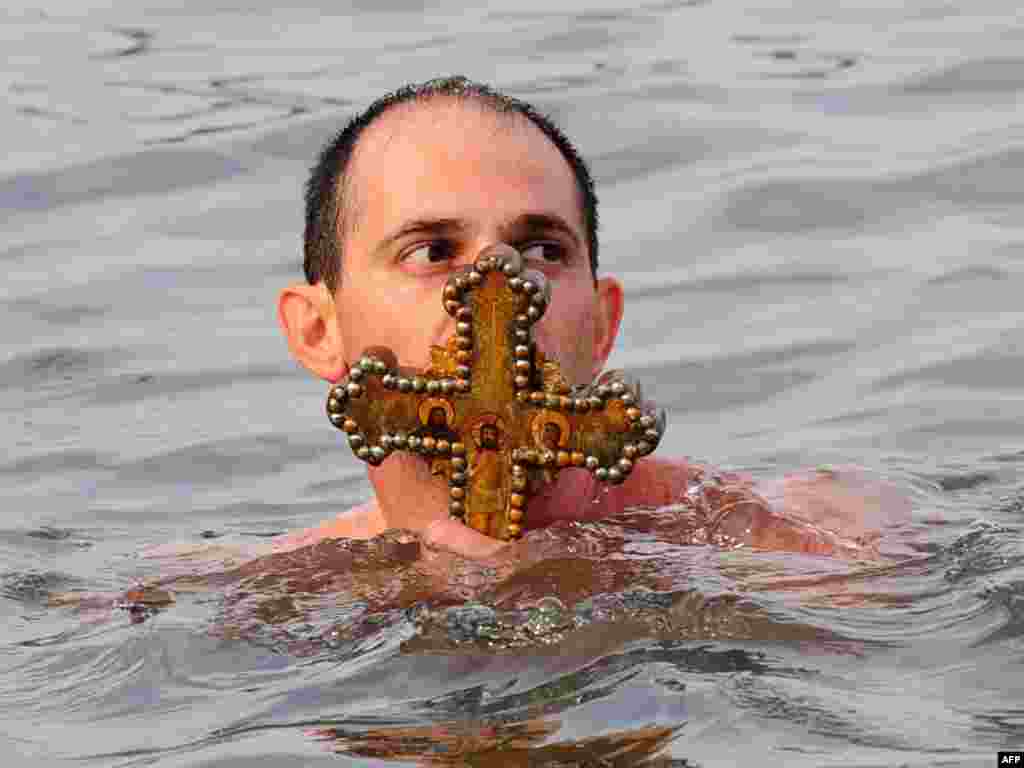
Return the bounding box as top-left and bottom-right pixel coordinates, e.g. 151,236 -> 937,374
519,242 -> 566,264
403,241 -> 456,265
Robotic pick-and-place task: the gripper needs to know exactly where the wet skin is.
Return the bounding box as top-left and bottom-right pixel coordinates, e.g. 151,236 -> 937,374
277,98 -> 910,560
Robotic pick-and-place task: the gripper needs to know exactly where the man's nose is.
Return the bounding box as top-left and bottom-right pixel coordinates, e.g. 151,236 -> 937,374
459,239 -> 516,268
431,243 -> 522,344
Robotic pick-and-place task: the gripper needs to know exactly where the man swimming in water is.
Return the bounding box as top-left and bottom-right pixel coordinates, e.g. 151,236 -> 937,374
275,76 -> 907,560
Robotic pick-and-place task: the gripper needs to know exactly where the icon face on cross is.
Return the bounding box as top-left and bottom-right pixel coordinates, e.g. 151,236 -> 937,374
479,424 -> 500,451
325,244 -> 666,541
428,407 -> 447,430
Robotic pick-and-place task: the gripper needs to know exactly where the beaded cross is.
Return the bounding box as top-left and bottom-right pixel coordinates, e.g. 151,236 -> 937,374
325,244 -> 666,541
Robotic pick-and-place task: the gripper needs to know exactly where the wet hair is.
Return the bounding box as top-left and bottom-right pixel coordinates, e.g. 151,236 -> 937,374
303,75 -> 599,292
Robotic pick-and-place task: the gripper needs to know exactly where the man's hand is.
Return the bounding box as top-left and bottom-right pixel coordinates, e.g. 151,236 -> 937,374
420,517 -> 507,559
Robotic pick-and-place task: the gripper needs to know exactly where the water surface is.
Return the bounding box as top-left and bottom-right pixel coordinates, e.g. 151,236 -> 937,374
3,0 -> 1023,765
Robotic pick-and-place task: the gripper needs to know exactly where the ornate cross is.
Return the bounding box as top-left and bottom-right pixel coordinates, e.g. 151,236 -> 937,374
325,244 -> 666,541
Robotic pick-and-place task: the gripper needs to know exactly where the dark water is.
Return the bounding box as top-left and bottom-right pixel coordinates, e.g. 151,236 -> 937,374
3,1 -> 1024,765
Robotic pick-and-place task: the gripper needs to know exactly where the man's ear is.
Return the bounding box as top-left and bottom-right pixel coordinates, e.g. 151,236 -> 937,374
590,276 -> 625,378
277,282 -> 347,383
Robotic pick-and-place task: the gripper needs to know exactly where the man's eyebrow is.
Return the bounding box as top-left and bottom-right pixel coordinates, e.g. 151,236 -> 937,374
377,212 -> 583,251
499,213 -> 582,248
380,217 -> 469,248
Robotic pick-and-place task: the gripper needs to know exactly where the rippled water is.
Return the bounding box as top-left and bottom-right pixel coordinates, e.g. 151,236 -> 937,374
3,0 -> 1024,765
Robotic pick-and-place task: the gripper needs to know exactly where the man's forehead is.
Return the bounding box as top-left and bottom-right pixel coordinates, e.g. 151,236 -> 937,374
344,99 -> 581,233
359,98 -> 513,147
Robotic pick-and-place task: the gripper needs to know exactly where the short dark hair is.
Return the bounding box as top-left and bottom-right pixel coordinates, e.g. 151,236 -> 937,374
303,76 -> 599,292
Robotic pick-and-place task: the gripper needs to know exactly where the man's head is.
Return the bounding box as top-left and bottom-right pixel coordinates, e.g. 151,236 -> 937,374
279,75 -> 623,394
302,76 -> 599,293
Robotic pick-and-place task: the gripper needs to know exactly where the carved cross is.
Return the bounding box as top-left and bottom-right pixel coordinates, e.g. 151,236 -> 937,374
325,244 -> 666,541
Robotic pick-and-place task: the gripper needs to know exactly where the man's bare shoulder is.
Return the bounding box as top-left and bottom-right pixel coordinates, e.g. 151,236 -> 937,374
268,458 -> 910,560
272,500 -> 387,553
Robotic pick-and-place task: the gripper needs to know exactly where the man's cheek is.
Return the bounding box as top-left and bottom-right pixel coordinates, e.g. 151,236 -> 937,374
538,322 -> 593,384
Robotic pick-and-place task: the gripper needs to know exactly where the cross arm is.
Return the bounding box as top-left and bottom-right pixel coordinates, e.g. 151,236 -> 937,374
325,347 -> 469,466
514,369 -> 666,485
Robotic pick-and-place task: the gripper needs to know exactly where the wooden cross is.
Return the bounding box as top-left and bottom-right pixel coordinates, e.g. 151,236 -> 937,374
325,244 -> 666,541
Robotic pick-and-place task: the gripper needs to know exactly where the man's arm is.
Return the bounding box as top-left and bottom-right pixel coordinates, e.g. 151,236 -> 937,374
581,458 -> 910,558
271,501 -> 387,552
